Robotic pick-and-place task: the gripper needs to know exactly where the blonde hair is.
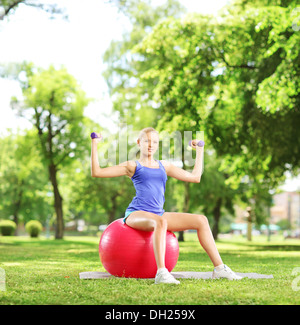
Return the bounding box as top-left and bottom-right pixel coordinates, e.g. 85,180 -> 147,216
138,127 -> 159,140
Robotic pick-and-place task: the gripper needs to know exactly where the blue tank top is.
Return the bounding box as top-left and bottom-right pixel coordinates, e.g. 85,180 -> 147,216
126,160 -> 167,215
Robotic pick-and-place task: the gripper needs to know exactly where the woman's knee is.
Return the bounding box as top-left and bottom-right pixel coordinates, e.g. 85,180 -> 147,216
196,214 -> 209,228
155,216 -> 168,230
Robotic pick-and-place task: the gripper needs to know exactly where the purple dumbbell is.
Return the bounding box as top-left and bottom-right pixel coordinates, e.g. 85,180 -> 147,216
90,132 -> 100,139
189,140 -> 205,147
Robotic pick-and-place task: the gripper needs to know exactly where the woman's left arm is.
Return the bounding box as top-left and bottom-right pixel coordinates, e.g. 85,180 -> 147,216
162,142 -> 204,183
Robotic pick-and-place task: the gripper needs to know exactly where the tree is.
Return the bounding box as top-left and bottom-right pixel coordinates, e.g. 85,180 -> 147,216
11,63 -> 91,238
132,0 -> 299,189
0,129 -> 52,233
206,0 -> 300,184
122,0 -> 299,234
102,0 -> 186,126
0,0 -> 67,20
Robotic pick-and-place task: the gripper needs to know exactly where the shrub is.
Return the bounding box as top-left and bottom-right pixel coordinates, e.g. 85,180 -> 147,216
25,220 -> 43,238
0,220 -> 17,236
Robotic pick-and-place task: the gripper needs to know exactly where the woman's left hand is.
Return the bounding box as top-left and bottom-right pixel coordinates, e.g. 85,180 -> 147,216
190,139 -> 204,149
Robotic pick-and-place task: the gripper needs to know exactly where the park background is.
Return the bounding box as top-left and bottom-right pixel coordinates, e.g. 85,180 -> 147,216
0,0 -> 299,305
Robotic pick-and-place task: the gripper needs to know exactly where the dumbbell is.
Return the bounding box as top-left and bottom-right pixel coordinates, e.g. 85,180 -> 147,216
90,132 -> 100,139
189,140 -> 205,147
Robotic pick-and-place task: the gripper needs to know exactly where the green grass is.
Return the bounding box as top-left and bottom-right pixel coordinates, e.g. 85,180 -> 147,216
0,233 -> 299,305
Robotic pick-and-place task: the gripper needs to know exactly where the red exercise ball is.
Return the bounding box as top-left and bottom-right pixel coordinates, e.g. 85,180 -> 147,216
99,218 -> 179,278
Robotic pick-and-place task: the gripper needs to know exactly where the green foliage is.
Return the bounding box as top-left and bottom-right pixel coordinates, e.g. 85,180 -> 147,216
100,0 -> 300,234
0,129 -> 52,224
0,220 -> 16,236
130,0 -> 299,190
276,218 -> 291,230
143,2 -> 297,164
0,0 -> 67,20
102,0 -> 186,126
25,220 -> 43,238
211,0 -> 300,180
9,63 -> 92,169
9,63 -> 93,238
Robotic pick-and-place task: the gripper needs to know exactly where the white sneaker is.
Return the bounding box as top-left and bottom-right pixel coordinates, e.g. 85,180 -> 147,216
155,268 -> 180,284
212,265 -> 243,280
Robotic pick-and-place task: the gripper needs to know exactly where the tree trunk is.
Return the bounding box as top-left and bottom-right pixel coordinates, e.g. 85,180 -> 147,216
12,179 -> 24,236
177,231 -> 184,242
212,197 -> 222,240
108,196 -> 118,224
13,215 -> 18,236
49,163 -> 64,239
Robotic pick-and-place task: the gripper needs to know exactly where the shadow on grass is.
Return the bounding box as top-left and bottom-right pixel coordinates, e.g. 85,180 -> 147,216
0,237 -> 99,248
216,240 -> 300,251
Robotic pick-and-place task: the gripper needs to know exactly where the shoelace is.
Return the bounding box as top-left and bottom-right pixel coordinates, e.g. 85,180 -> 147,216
160,272 -> 173,280
215,265 -> 233,274
158,270 -> 176,281
223,266 -> 234,274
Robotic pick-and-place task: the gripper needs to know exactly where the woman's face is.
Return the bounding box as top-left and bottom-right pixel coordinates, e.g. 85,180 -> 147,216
138,131 -> 159,157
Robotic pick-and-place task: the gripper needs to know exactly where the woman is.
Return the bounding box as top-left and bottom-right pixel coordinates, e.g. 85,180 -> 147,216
91,127 -> 242,284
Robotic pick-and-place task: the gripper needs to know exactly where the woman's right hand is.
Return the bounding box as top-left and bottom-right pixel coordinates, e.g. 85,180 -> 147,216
91,132 -> 103,143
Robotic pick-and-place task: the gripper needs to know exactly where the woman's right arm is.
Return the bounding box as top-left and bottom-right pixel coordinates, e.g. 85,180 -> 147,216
91,135 -> 131,178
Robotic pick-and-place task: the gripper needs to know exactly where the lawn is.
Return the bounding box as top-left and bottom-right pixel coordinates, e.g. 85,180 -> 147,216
0,233 -> 299,305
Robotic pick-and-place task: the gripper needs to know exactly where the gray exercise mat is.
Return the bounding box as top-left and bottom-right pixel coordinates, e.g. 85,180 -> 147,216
79,271 -> 273,280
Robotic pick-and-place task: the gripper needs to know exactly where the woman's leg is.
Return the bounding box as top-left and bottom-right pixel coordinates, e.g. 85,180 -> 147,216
125,210 -> 168,269
162,212 -> 223,267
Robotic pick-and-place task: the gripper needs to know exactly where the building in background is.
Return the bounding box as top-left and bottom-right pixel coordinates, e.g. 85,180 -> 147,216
271,191 -> 300,230
231,191 -> 300,237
